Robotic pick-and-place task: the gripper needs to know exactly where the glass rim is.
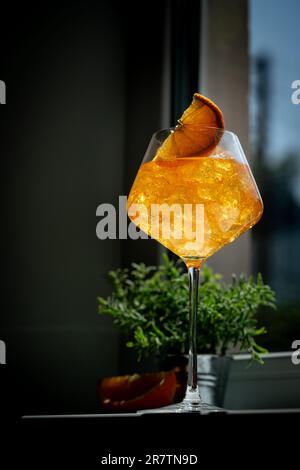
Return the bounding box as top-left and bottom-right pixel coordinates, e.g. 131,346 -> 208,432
153,126 -> 237,139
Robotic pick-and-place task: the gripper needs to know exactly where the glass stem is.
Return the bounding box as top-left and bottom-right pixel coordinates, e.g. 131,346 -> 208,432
183,266 -> 201,406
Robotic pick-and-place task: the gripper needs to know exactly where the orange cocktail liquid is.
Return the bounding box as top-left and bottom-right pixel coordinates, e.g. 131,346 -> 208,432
128,156 -> 263,262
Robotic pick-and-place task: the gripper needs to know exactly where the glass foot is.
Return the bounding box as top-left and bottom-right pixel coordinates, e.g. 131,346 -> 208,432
137,401 -> 225,414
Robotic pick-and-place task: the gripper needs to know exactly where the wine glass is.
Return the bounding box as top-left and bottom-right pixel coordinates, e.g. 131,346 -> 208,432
127,127 -> 263,412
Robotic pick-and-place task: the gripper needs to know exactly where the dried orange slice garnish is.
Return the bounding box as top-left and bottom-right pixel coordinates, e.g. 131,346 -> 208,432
156,93 -> 224,160
97,371 -> 177,412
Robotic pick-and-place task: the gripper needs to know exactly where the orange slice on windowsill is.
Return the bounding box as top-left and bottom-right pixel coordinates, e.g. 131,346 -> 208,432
97,371 -> 177,412
155,93 -> 224,160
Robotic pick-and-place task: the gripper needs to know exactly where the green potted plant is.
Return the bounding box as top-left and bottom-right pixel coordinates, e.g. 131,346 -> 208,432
98,255 -> 276,406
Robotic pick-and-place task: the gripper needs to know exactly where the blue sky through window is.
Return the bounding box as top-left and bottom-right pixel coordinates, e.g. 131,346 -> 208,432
250,0 -> 300,162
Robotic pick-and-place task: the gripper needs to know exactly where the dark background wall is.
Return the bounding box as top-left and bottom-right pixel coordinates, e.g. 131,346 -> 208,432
0,1 -> 166,414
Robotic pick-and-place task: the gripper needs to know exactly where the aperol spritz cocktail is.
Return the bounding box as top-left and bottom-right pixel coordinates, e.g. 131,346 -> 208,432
127,94 -> 263,412
128,146 -> 262,266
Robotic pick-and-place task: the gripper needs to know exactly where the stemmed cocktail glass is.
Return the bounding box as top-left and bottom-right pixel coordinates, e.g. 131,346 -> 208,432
127,97 -> 263,413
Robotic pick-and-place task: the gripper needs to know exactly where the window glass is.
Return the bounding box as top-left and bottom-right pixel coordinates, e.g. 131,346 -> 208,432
249,0 -> 300,350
